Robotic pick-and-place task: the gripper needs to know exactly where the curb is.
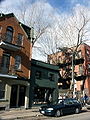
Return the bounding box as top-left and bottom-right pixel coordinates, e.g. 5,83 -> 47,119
1,114 -> 43,120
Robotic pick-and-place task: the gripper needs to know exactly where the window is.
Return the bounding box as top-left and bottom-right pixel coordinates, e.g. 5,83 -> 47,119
78,51 -> 82,58
48,73 -> 54,81
17,33 -> 23,46
0,82 -> 5,99
6,26 -> 13,43
15,55 -> 21,70
35,71 -> 41,79
86,49 -> 89,55
75,50 -> 82,59
0,26 -> 2,39
88,64 -> 90,72
0,25 -> 2,33
79,65 -> 83,75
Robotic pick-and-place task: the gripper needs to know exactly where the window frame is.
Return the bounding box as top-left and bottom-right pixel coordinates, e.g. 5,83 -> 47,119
35,71 -> 42,79
17,33 -> 23,46
6,26 -> 13,43
48,72 -> 55,81
15,55 -> 21,70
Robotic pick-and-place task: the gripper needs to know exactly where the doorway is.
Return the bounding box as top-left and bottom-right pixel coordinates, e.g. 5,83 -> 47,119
10,85 -> 26,108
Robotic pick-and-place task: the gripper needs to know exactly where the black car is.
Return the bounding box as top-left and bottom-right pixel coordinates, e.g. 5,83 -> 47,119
39,98 -> 82,117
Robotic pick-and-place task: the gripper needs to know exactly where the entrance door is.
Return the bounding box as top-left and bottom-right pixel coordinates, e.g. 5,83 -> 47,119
10,85 -> 18,108
10,85 -> 26,108
18,86 -> 26,107
1,53 -> 10,74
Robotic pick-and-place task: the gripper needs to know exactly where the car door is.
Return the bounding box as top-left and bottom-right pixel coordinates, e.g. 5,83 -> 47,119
62,99 -> 72,114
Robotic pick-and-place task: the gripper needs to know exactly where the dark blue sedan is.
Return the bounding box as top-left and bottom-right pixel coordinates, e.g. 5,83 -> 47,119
39,98 -> 82,117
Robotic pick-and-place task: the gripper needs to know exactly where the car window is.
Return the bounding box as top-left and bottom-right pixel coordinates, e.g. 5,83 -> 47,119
72,99 -> 79,103
58,99 -> 63,104
64,99 -> 73,105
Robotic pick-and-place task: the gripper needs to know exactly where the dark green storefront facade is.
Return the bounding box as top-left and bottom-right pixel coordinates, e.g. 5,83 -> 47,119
29,59 -> 59,107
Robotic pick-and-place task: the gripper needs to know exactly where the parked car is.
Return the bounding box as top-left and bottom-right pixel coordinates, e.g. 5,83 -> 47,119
39,98 -> 82,117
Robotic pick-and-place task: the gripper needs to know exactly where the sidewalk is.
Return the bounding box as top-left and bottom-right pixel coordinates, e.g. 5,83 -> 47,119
0,107 -> 42,120
0,106 -> 88,120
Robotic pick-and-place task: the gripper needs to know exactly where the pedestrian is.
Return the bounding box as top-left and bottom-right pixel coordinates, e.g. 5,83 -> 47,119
84,94 -> 88,105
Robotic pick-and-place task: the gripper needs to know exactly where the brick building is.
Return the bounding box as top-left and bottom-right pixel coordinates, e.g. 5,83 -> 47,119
48,43 -> 90,98
0,13 -> 33,109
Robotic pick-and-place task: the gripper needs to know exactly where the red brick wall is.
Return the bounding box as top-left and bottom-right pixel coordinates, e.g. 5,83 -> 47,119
0,16 -> 32,79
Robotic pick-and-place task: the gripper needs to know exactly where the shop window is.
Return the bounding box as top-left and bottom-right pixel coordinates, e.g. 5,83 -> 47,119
35,71 -> 41,79
6,26 -> 13,43
15,55 -> 21,70
17,33 -> 23,46
0,82 -> 5,99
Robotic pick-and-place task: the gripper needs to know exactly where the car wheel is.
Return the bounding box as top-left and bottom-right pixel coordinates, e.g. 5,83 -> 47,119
75,108 -> 80,114
55,110 -> 61,117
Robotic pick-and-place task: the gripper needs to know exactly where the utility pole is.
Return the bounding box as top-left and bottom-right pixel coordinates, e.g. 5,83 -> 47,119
70,52 -> 76,98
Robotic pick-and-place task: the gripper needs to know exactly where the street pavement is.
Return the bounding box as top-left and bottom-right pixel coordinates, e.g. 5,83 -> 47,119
0,106 -> 87,120
0,106 -> 42,120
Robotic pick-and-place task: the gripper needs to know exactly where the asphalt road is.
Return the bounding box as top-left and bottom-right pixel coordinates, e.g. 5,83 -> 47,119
24,109 -> 90,120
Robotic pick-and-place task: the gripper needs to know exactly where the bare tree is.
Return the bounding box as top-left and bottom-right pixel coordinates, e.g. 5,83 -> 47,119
15,0 -> 54,47
55,6 -> 90,96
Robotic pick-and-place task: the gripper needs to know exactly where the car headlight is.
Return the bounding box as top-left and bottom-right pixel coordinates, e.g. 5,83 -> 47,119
47,108 -> 54,111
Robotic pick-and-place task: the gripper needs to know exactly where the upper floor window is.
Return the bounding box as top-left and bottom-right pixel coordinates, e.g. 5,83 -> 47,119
0,26 -> 2,40
35,71 -> 41,79
0,25 -> 2,33
0,82 -> 5,99
6,26 -> 13,43
86,49 -> 89,55
15,55 -> 21,70
79,65 -> 83,75
17,33 -> 23,46
48,73 -> 54,81
75,50 -> 82,59
88,64 -> 90,72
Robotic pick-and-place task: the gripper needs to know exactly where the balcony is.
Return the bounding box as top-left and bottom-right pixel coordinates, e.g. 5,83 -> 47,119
0,33 -> 22,51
